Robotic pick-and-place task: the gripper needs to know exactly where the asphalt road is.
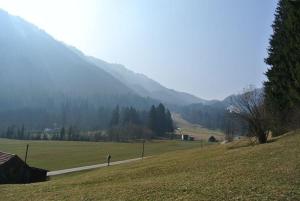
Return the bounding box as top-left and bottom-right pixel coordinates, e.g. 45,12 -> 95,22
47,157 -> 145,176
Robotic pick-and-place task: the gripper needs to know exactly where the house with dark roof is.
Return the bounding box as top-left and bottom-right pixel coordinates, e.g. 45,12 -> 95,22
0,151 -> 48,184
208,136 -> 218,143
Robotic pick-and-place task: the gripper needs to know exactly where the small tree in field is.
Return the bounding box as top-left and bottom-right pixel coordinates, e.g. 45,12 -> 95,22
232,87 -> 269,144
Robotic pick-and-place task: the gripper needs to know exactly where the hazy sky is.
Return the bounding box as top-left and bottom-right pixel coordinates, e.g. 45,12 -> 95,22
0,0 -> 278,100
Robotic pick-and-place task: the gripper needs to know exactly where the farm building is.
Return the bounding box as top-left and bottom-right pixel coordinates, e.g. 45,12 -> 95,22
208,136 -> 218,142
181,134 -> 189,141
181,134 -> 194,141
0,151 -> 48,184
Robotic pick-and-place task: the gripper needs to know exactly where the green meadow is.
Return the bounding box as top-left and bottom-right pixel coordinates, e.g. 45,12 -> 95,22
0,138 -> 205,170
1,131 -> 299,200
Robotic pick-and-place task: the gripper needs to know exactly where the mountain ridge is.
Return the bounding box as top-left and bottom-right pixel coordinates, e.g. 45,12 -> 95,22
0,9 -> 136,105
67,44 -> 211,106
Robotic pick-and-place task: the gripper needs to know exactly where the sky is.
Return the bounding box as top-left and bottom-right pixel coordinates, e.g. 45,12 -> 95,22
0,0 -> 278,100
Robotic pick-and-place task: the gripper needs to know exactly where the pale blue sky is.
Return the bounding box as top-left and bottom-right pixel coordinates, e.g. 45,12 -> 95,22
0,0 -> 278,100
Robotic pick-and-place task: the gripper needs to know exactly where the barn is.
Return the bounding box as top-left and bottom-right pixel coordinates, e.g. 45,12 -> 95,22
181,134 -> 194,141
0,151 -> 48,184
208,136 -> 218,142
181,134 -> 189,141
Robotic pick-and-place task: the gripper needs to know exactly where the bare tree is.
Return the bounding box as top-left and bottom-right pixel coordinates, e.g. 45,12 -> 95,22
224,112 -> 235,142
231,87 -> 269,144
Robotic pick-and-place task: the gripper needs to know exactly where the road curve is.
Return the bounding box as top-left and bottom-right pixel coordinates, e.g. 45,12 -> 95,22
47,157 -> 146,176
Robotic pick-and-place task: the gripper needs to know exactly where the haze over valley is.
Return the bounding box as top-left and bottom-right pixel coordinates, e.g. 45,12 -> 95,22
0,1 -> 299,200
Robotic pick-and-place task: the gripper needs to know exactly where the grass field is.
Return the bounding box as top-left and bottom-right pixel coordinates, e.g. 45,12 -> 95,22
172,113 -> 224,140
1,131 -> 299,201
0,138 -> 205,170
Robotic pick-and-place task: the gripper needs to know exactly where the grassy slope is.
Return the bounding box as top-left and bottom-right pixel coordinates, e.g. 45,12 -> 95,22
0,139 -> 204,170
1,132 -> 299,201
173,113 -> 224,140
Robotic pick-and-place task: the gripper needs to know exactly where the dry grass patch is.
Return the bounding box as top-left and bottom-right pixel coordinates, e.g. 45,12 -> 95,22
1,132 -> 299,201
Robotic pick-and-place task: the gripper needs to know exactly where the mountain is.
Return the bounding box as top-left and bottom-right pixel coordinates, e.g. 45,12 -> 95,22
0,9 -> 162,130
0,9 -> 215,131
68,46 -> 208,106
0,9 -> 210,108
178,88 -> 264,133
0,9 -> 139,110
88,57 -> 210,106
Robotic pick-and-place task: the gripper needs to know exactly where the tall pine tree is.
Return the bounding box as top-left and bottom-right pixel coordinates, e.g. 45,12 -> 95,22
165,109 -> 174,133
60,127 -> 65,140
148,104 -> 174,136
156,103 -> 166,136
110,105 -> 120,127
148,105 -> 157,133
264,0 -> 300,134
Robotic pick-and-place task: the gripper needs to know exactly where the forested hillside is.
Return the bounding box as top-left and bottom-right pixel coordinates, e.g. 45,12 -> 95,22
0,9 -> 209,134
0,9 -> 158,132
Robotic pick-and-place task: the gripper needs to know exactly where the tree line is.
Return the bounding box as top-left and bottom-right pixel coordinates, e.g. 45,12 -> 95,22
0,125 -> 85,141
0,94 -> 158,134
0,103 -> 174,142
107,103 -> 174,141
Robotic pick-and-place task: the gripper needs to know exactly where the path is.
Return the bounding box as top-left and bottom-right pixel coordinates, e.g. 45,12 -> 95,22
47,157 -> 145,176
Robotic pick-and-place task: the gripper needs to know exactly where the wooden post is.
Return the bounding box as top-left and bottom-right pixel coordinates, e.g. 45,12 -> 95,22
142,139 -> 145,159
23,144 -> 29,183
24,144 -> 29,164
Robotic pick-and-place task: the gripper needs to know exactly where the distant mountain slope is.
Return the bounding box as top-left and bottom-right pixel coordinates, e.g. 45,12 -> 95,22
88,56 -> 208,106
70,51 -> 206,105
177,88 -> 264,133
0,9 -> 162,130
0,9 -> 219,131
0,9 -> 135,109
172,112 -> 224,140
68,46 -> 208,106
0,7 -> 210,107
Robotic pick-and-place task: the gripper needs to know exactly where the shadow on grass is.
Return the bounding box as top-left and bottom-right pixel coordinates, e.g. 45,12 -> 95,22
267,138 -> 279,143
226,139 -> 257,150
227,136 -> 280,150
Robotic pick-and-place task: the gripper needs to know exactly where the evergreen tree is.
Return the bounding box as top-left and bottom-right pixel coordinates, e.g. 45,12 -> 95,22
165,110 -> 174,132
148,105 -> 157,133
5,127 -> 10,138
147,104 -> 174,136
60,127 -> 66,140
110,105 -> 120,127
121,107 -> 130,125
6,126 -> 14,139
17,128 -> 21,139
121,107 -> 139,125
156,103 -> 166,135
129,107 -> 140,125
20,124 -> 25,140
264,0 -> 300,134
67,126 -> 73,140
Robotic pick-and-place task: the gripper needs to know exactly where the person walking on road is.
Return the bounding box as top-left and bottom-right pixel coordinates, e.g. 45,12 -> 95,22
107,154 -> 111,166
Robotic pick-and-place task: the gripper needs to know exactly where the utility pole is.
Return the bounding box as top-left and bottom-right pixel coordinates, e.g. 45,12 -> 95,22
24,144 -> 29,164
23,144 -> 29,183
141,139 -> 145,159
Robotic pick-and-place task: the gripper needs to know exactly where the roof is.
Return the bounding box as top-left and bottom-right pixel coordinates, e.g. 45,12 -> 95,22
0,151 -> 15,165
